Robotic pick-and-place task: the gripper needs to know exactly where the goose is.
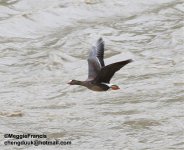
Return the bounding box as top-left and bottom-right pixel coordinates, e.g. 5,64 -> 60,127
68,38 -> 132,91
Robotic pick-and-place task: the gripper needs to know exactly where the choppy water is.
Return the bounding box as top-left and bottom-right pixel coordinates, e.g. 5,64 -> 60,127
0,0 -> 184,149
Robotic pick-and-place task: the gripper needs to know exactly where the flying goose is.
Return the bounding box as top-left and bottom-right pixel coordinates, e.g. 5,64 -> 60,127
68,38 -> 132,91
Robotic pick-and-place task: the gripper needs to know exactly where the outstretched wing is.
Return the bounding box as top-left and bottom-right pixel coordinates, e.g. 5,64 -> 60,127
96,37 -> 105,67
94,59 -> 133,83
87,38 -> 105,80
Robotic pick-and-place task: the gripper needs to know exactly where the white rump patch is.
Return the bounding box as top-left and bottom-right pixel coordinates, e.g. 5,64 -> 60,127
101,82 -> 114,87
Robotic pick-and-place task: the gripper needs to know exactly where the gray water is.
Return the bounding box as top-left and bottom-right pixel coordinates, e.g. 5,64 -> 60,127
0,0 -> 184,149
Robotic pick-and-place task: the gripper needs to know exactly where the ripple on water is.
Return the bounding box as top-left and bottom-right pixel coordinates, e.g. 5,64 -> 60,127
123,119 -> 161,129
0,111 -> 23,117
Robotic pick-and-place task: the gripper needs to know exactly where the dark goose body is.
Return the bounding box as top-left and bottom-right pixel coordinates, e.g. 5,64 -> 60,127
68,38 -> 132,91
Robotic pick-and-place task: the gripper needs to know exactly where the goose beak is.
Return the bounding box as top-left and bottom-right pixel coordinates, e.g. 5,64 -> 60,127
67,80 -> 72,84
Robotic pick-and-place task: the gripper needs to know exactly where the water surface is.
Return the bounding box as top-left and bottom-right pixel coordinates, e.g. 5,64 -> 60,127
0,0 -> 184,149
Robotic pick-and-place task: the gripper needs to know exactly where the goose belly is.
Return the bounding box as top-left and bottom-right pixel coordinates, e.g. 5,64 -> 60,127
87,84 -> 109,91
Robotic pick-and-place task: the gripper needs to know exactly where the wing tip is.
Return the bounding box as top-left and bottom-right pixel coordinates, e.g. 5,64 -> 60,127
97,37 -> 104,45
98,37 -> 103,41
128,59 -> 133,63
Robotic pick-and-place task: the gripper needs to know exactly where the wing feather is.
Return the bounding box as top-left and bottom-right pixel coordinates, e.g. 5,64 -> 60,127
87,38 -> 105,80
94,59 -> 133,83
